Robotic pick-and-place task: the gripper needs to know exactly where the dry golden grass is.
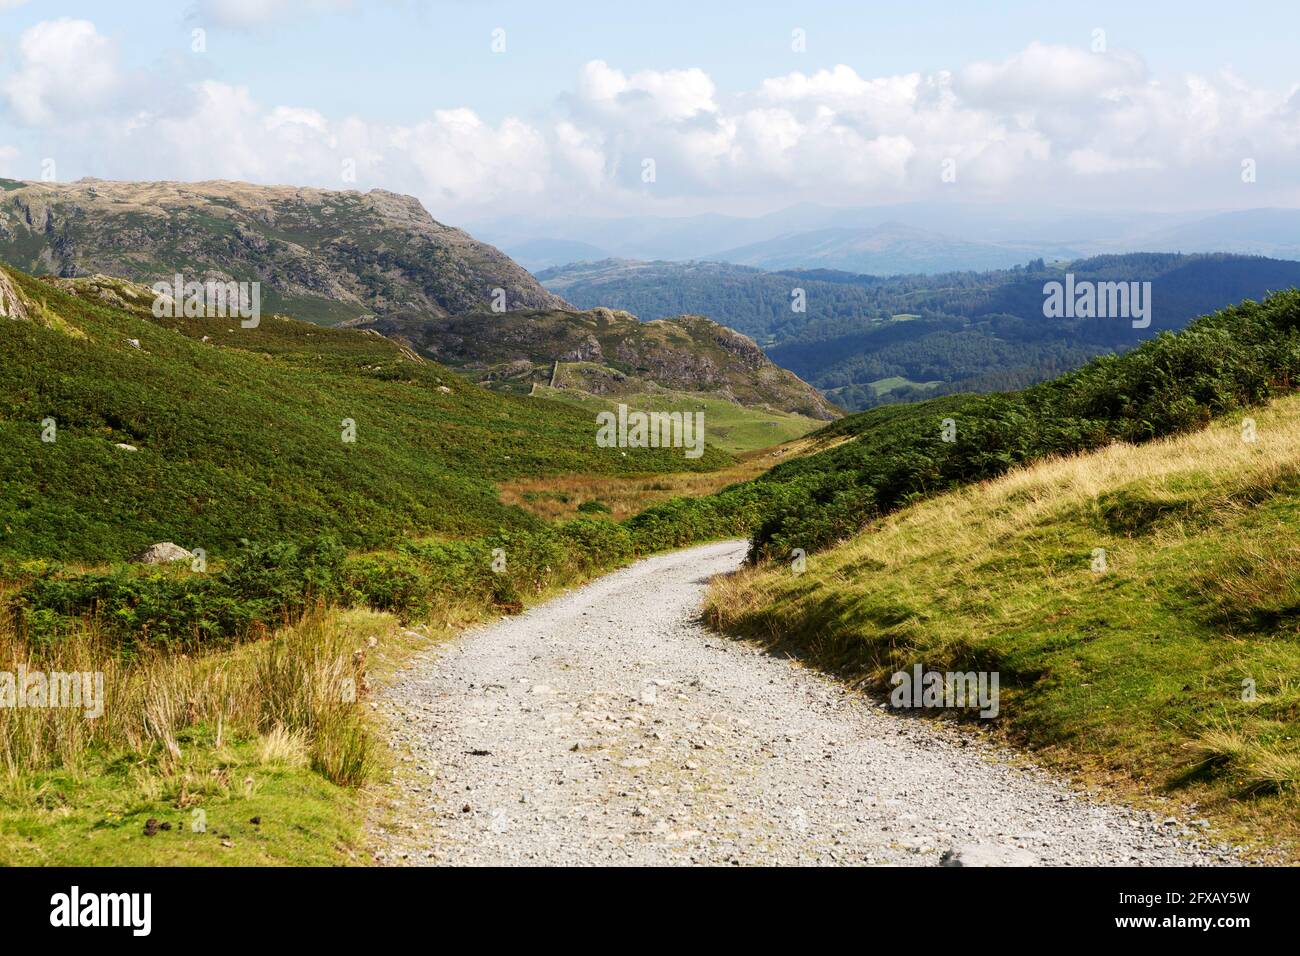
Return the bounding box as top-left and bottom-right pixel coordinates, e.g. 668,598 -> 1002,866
0,606 -> 387,786
499,434 -> 842,521
741,395 -> 1300,596
256,725 -> 310,769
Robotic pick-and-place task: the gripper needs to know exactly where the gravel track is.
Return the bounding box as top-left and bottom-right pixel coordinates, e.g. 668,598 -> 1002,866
370,540 -> 1240,866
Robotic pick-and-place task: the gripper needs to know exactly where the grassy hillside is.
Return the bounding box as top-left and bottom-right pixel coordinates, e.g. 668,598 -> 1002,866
360,307 -> 840,422
0,266 -> 729,563
706,395 -> 1300,858
0,178 -> 567,324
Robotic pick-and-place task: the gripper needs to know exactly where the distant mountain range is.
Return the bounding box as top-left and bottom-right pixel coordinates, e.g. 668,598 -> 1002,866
474,203 -> 1300,275
709,222 -> 1033,274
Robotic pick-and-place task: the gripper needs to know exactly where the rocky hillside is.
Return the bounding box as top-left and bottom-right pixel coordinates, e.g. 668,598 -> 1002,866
361,308 -> 840,421
0,178 -> 567,324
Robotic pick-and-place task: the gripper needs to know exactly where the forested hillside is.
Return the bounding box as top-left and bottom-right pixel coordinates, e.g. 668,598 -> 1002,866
544,254 -> 1300,409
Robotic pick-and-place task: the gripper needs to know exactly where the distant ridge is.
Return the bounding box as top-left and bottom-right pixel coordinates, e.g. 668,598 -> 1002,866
0,177 -> 569,325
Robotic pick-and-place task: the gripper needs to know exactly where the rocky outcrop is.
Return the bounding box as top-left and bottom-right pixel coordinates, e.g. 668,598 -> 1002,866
363,308 -> 840,420
0,178 -> 570,323
0,268 -> 28,321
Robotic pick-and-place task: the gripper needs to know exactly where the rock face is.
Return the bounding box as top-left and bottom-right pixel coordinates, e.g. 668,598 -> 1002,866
129,542 -> 194,564
0,268 -> 28,321
365,308 -> 841,420
0,178 -> 569,323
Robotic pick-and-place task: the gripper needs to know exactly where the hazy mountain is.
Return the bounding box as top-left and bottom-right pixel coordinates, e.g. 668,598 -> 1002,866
481,203 -> 1300,276
471,210 -> 754,263
501,237 -> 613,271
0,178 -> 569,324
708,222 -> 1036,274
470,201 -> 1120,267
1127,208 -> 1300,260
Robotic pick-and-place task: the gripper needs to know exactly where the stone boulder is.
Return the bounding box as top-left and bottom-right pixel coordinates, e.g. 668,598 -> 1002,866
129,542 -> 194,565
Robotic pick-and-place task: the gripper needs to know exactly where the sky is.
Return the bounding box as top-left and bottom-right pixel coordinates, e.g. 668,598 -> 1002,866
0,0 -> 1298,222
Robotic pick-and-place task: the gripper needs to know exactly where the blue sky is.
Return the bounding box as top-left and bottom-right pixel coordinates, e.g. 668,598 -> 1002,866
1,0 -> 1297,218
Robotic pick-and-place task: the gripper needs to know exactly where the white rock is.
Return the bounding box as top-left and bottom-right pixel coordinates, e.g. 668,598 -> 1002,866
129,542 -> 194,564
0,270 -> 29,321
940,844 -> 1038,867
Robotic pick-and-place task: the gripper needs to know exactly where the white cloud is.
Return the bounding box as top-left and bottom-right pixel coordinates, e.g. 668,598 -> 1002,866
957,42 -> 1147,106
2,18 -> 122,125
577,60 -> 718,122
2,26 -> 1298,215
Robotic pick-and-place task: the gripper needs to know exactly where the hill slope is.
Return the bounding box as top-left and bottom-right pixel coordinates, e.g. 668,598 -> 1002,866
544,254 -> 1300,410
0,178 -> 567,325
537,257 -> 874,345
706,394 -> 1300,858
359,308 -> 840,422
0,266 -> 726,562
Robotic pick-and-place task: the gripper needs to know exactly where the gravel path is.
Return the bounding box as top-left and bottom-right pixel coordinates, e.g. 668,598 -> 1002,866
370,540 -> 1240,866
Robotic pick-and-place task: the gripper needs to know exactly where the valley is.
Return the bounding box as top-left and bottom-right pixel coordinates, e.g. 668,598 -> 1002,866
4,176 -> 1300,870
6,0 -> 1300,911
543,253 -> 1300,410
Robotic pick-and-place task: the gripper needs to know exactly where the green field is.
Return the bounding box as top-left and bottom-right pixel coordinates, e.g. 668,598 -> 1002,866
533,378 -> 823,454
865,375 -> 942,396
